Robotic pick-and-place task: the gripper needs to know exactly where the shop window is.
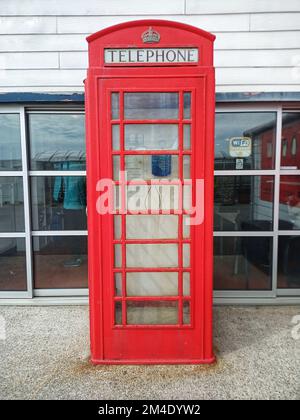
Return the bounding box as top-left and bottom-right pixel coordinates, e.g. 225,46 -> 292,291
215,112 -> 276,170
0,177 -> 24,232
278,236 -> 300,289
279,176 -> 300,230
214,175 -> 274,231
0,114 -> 22,171
30,176 -> 86,231
214,236 -> 272,291
28,113 -> 85,171
0,238 -> 27,291
33,236 -> 87,289
281,113 -> 300,169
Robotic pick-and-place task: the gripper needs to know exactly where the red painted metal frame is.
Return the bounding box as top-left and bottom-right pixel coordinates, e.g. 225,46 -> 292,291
85,20 -> 215,364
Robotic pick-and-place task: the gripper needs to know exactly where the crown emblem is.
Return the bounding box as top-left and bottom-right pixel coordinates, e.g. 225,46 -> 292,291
142,27 -> 160,43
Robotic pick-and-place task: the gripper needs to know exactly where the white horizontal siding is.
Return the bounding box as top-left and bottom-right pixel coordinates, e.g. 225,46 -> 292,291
0,34 -> 87,52
215,31 -> 300,50
57,14 -> 251,34
186,0 -> 300,15
215,50 -> 300,68
0,17 -> 56,34
216,67 -> 299,85
0,69 -> 86,87
0,0 -> 185,16
250,13 -> 300,31
0,1 -> 299,93
0,52 -> 59,69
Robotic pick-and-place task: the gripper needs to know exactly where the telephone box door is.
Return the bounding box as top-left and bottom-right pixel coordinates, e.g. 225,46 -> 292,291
98,76 -> 209,363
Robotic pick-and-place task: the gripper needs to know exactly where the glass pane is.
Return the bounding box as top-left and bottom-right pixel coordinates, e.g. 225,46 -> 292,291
183,301 -> 191,324
279,176 -> 300,229
0,114 -> 22,171
112,125 -> 120,151
126,215 -> 178,239
125,155 -> 178,180
126,244 -> 178,268
214,176 -> 274,231
114,244 -> 122,268
278,236 -> 300,289
114,215 -> 122,239
183,93 -> 191,119
127,272 -> 178,296
183,155 -> 191,179
0,238 -> 27,291
115,273 -> 122,296
33,236 -> 87,289
127,301 -> 178,325
28,114 -> 85,171
215,112 -> 276,170
124,92 -> 179,120
125,124 -> 178,150
183,244 -> 190,267
183,184 -> 192,211
113,155 -> 120,180
126,184 -> 180,212
30,176 -> 86,231
115,301 -> 122,325
183,272 -> 190,296
214,236 -> 272,290
111,93 -> 120,120
281,113 -> 300,169
183,124 -> 191,150
0,177 -> 24,232
183,215 -> 190,238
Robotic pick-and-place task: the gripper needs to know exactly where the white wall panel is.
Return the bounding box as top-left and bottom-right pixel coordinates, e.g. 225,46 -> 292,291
0,34 -> 87,52
215,50 -> 300,68
216,67 -> 298,85
0,17 -> 56,34
215,31 -> 300,50
57,14 -> 250,34
186,0 -> 300,15
250,13 -> 300,31
0,69 -> 86,87
60,52 -> 88,69
0,52 -> 59,69
0,0 -> 185,16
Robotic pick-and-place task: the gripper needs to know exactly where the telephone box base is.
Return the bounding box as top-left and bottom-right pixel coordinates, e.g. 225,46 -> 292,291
90,356 -> 216,365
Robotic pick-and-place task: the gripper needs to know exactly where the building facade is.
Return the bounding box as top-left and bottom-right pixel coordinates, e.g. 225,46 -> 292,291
0,0 -> 300,304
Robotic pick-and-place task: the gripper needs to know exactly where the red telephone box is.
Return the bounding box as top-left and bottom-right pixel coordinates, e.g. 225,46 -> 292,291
85,20 -> 215,364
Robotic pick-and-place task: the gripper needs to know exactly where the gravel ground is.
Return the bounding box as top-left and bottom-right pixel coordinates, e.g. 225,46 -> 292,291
0,305 -> 299,400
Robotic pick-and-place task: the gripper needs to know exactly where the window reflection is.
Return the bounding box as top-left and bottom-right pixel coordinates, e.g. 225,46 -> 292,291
215,112 -> 276,170
124,92 -> 179,120
0,177 -> 24,232
31,176 -> 86,231
214,236 -> 272,290
278,236 -> 300,289
0,114 -> 22,171
28,114 -> 85,170
281,113 -> 300,169
0,238 -> 27,291
214,176 -> 274,231
33,236 -> 87,289
279,176 -> 300,230
125,124 -> 178,150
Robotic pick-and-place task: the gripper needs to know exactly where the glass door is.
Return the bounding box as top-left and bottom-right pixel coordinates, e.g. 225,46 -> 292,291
100,77 -> 206,362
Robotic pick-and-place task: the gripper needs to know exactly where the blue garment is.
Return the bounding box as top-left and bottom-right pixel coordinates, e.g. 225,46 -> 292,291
53,162 -> 86,210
